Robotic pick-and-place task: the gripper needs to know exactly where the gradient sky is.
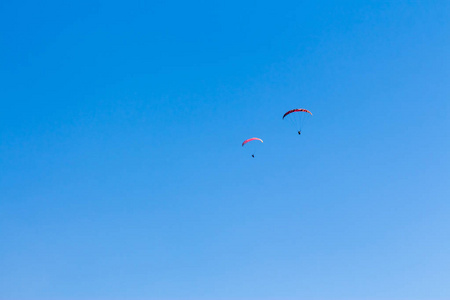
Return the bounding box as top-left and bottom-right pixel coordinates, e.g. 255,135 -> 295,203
1,1 -> 450,299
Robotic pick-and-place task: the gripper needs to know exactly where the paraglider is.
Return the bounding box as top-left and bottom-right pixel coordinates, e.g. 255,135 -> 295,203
242,137 -> 263,158
282,108 -> 312,135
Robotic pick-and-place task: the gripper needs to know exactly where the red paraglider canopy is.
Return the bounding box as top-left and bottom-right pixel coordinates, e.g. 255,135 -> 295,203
282,108 -> 313,119
242,137 -> 263,147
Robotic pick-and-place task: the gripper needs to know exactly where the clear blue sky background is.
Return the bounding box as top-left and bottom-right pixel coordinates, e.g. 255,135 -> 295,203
1,1 -> 449,299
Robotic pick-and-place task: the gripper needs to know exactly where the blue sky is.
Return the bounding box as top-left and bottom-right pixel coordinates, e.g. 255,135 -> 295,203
1,1 -> 449,299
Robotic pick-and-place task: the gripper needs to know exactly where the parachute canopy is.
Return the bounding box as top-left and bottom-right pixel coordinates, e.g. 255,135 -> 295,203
282,108 -> 312,119
242,137 -> 263,147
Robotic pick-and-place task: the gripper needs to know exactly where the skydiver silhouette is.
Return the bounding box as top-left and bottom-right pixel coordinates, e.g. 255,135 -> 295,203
298,130 -> 301,135
252,154 -> 255,158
